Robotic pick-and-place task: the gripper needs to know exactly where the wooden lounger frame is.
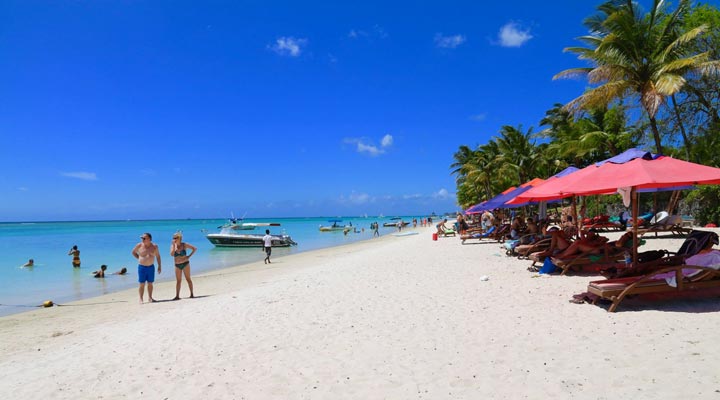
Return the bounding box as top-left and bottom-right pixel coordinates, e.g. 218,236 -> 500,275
587,265 -> 720,312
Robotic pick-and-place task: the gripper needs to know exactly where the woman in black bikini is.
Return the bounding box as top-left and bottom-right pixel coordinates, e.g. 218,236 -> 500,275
170,233 -> 197,300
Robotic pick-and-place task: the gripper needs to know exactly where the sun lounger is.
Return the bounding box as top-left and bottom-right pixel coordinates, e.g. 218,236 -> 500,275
601,230 -> 719,279
442,229 -> 457,237
587,265 -> 720,312
551,250 -> 626,275
636,214 -> 691,238
582,215 -> 623,232
511,235 -> 551,259
460,224 -> 508,244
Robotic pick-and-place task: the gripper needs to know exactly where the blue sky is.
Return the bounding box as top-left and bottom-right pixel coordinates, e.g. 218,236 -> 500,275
3,1 -> 711,221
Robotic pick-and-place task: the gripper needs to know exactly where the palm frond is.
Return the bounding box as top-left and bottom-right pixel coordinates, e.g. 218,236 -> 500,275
564,81 -> 630,114
553,67 -> 593,80
654,73 -> 686,95
658,53 -> 709,75
659,25 -> 708,61
697,60 -> 720,77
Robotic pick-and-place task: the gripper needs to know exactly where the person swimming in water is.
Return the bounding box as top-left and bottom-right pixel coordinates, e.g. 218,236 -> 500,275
93,264 -> 107,278
112,267 -> 128,275
170,232 -> 196,300
22,258 -> 34,267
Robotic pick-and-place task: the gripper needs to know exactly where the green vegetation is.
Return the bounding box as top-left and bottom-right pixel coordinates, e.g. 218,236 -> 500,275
452,0 -> 720,224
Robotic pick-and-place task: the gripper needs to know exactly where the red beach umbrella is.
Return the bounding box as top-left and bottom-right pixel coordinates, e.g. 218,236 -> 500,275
511,149 -> 720,263
512,152 -> 720,203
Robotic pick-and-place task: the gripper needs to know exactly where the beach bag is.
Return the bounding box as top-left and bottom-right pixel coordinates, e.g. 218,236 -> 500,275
539,257 -> 557,274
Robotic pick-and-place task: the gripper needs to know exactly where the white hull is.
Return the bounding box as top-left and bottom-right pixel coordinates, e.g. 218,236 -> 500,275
206,232 -> 297,248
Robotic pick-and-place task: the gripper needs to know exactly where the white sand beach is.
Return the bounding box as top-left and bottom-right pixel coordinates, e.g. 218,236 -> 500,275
1,226 -> 720,399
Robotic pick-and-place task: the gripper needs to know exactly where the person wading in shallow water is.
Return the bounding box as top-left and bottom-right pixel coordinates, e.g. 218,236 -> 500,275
131,233 -> 161,303
68,245 -> 81,267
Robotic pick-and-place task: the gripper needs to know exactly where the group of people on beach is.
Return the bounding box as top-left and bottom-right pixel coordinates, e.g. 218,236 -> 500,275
131,232 -> 197,303
22,232 -> 200,304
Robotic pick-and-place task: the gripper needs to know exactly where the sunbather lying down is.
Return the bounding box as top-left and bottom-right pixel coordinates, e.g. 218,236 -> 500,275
531,227 -> 571,258
460,225 -> 498,243
461,232 -> 484,241
554,230 -> 609,259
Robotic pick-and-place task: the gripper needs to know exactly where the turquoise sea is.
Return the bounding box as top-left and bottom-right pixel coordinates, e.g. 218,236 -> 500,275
0,216 -> 426,317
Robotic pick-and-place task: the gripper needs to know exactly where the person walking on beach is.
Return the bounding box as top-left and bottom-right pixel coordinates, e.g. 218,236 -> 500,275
170,232 -> 196,300
68,245 -> 81,267
131,233 -> 161,303
373,222 -> 380,237
262,229 -> 272,264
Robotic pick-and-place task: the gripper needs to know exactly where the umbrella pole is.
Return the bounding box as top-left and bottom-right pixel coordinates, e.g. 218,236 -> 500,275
632,188 -> 639,264
571,196 -> 578,238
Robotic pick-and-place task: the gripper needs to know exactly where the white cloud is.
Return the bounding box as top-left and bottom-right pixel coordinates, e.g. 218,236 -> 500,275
381,134 -> 393,147
268,36 -> 307,57
433,188 -> 451,199
17,187 -> 28,191
348,192 -> 371,204
344,134 -> 393,157
469,113 -> 487,121
60,171 -> 98,181
434,33 -> 466,49
348,25 -> 387,40
498,22 -> 533,47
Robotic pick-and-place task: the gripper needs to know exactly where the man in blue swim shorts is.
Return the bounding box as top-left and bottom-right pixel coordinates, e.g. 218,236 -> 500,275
131,232 -> 162,303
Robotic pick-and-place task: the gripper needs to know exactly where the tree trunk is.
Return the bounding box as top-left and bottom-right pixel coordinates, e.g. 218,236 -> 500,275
648,115 -> 664,154
670,94 -> 691,161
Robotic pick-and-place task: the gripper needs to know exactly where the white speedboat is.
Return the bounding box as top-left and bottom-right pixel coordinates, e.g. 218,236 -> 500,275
206,225 -> 296,247
319,220 -> 352,232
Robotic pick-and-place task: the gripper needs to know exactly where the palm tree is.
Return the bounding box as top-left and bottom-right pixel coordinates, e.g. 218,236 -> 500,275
495,125 -> 540,184
450,145 -> 475,185
555,0 -> 720,154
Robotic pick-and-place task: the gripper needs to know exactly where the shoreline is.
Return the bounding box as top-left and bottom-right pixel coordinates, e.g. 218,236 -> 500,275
2,226 -> 720,399
0,219 -> 417,317
0,224 -> 405,321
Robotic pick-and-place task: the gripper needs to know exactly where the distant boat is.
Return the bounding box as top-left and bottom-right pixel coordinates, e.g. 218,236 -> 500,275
218,215 -> 281,231
383,218 -> 410,227
319,220 -> 352,232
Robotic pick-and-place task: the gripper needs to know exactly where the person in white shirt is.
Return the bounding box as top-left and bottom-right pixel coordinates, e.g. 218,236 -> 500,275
262,229 -> 273,264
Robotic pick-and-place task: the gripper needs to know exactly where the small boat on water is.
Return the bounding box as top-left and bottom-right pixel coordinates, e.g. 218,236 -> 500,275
319,220 -> 352,232
383,217 -> 409,227
206,224 -> 297,247
219,217 -> 281,231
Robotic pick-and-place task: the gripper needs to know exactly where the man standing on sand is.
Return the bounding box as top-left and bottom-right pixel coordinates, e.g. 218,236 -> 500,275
262,229 -> 272,264
132,233 -> 162,303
